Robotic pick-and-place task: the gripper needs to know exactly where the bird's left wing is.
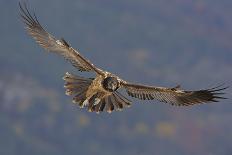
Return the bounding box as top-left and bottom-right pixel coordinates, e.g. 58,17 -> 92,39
121,81 -> 228,106
19,2 -> 103,74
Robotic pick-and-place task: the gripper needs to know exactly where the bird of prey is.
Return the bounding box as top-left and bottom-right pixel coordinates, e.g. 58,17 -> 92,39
19,2 -> 228,113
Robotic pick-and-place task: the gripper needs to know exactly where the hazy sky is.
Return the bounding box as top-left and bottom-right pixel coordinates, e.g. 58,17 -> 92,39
0,1 -> 232,155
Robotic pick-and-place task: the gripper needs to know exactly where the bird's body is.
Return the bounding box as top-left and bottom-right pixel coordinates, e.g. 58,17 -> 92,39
19,2 -> 228,113
63,72 -> 131,113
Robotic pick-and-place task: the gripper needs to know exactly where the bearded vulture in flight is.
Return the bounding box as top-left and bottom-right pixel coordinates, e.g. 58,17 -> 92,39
19,2 -> 228,113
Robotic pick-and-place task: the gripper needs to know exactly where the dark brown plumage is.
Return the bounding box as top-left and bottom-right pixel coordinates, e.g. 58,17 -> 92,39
123,83 -> 227,106
19,2 -> 228,113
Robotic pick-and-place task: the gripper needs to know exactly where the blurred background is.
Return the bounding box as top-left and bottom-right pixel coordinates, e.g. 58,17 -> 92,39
1,0 -> 232,155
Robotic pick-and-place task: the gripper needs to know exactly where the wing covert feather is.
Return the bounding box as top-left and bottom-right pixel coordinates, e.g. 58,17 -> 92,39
19,2 -> 103,74
122,82 -> 228,106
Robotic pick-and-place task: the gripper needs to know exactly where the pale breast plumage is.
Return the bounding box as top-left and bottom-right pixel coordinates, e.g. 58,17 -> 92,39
20,2 -> 228,114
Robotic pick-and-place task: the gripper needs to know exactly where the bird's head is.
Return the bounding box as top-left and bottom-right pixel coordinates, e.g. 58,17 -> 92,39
102,77 -> 119,92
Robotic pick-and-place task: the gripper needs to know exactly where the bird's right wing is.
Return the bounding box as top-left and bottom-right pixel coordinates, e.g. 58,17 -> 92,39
121,81 -> 228,106
19,2 -> 103,74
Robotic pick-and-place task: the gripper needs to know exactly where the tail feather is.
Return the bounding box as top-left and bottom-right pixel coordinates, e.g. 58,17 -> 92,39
63,72 -> 132,113
63,72 -> 92,107
114,91 -> 131,107
112,94 -> 124,110
90,97 -> 106,113
90,92 -> 132,113
92,101 -> 103,113
109,95 -> 118,111
72,89 -> 88,105
87,93 -> 102,112
105,96 -> 114,113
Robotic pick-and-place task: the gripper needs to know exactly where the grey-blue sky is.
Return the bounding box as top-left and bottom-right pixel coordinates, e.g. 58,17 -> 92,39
0,0 -> 232,155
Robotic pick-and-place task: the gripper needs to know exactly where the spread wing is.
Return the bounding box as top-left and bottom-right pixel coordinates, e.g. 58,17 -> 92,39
19,2 -> 103,74
121,82 -> 228,106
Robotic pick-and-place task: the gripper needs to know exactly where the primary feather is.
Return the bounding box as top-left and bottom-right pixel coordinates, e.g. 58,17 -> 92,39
19,2 -> 103,73
122,82 -> 228,106
20,1 -> 228,113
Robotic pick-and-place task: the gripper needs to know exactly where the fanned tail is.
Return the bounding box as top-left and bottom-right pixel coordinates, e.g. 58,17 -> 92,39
63,72 -> 93,107
63,72 -> 132,113
89,91 -> 132,114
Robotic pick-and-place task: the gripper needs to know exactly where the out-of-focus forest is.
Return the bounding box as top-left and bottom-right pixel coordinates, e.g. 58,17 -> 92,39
0,0 -> 232,155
